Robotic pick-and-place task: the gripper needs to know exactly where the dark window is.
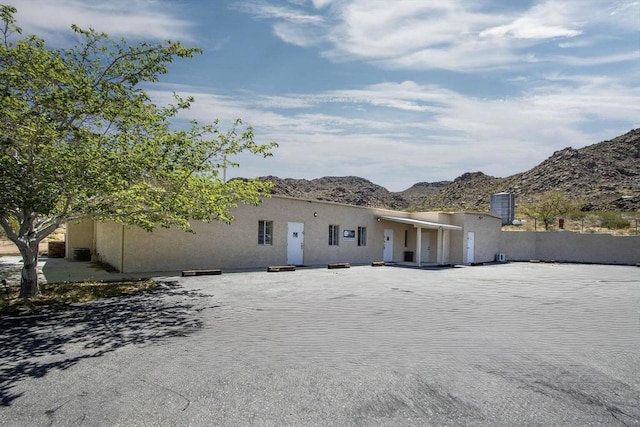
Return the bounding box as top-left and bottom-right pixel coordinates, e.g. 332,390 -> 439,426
258,220 -> 273,245
329,225 -> 339,246
357,226 -> 367,246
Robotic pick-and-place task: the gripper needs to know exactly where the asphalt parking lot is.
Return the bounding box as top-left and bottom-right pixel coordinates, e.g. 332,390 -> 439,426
1,262 -> 639,426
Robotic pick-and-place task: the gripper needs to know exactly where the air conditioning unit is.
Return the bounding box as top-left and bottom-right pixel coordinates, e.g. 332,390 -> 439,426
495,253 -> 507,263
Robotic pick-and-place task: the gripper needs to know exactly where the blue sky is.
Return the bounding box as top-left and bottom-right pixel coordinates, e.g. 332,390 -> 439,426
9,0 -> 640,191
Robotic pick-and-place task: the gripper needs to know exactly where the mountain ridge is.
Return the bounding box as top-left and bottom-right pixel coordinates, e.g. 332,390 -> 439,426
259,128 -> 640,212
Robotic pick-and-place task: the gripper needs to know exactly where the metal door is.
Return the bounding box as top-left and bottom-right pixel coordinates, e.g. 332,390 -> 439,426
466,231 -> 475,264
383,229 -> 394,262
287,222 -> 304,265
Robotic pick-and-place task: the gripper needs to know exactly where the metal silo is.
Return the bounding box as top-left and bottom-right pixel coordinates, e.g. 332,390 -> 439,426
490,192 -> 515,225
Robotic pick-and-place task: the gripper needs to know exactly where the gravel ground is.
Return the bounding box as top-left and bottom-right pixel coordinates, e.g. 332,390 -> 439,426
1,263 -> 639,426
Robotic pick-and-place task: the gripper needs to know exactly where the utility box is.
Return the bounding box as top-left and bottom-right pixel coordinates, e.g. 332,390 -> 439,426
72,247 -> 91,262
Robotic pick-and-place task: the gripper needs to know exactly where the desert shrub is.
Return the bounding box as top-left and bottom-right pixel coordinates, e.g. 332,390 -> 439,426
598,211 -> 630,229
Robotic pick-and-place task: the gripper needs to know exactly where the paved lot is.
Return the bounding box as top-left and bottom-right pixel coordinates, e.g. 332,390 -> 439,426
0,256 -> 148,285
1,262 -> 639,426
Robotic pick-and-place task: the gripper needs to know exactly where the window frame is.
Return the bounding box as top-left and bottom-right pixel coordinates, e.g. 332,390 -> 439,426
328,224 -> 340,246
258,220 -> 273,246
357,226 -> 367,247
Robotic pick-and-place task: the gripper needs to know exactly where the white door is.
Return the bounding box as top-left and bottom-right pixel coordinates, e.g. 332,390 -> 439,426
466,231 -> 475,264
421,230 -> 431,263
383,229 -> 394,262
287,222 -> 304,265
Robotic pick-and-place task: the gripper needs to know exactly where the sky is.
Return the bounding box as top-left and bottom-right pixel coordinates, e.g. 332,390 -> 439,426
7,0 -> 640,191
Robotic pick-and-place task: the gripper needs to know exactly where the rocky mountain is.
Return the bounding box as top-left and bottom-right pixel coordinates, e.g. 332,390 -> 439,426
260,128 -> 640,212
260,175 -> 410,210
397,181 -> 452,207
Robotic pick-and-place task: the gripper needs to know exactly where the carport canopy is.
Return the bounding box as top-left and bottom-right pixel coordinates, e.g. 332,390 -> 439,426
378,216 -> 462,231
378,216 -> 462,266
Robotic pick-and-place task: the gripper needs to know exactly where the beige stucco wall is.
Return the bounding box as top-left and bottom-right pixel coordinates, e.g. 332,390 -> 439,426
71,196 -> 504,273
95,222 -> 124,272
94,197 -> 431,273
450,213 -> 503,264
68,200 -> 638,270
65,219 -> 94,259
500,231 -> 640,265
412,212 -> 454,224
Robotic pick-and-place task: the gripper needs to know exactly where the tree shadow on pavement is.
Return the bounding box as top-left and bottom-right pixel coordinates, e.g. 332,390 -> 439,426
0,281 -> 216,406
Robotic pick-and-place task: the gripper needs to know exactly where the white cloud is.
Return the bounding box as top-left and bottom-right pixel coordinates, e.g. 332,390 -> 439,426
328,0 -> 599,70
9,0 -> 637,190
10,0 -> 194,44
602,1 -> 640,31
327,1 -> 498,60
248,0 -> 638,72
149,77 -> 639,190
272,22 -> 319,47
254,95 -> 315,109
235,1 -> 324,24
480,1 -> 582,39
312,0 -> 333,8
548,52 -> 639,67
234,1 -> 327,47
374,41 -> 522,72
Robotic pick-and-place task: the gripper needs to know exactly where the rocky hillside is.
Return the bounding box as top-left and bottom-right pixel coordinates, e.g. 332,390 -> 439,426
260,176 -> 410,210
397,181 -> 452,207
260,128 -> 640,212
416,128 -> 640,212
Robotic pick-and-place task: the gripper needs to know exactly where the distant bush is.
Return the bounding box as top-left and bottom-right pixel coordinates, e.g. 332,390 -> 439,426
519,191 -> 580,231
599,212 -> 630,229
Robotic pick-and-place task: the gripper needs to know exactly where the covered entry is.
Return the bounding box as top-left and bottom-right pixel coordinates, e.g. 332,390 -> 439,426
378,216 -> 462,267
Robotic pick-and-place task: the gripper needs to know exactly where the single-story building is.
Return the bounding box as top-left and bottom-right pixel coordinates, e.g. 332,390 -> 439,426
66,195 -> 503,274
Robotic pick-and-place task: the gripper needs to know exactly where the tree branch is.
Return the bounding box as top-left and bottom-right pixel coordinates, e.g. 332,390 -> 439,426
0,217 -> 19,243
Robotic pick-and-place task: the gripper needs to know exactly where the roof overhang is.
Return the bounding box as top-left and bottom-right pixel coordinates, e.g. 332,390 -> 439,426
378,215 -> 462,231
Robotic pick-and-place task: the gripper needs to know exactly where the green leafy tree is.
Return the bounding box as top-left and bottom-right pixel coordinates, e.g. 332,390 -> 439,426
0,6 -> 277,297
520,191 -> 579,231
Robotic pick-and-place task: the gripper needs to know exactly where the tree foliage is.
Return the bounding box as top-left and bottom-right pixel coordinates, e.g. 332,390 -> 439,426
519,191 -> 579,231
0,5 -> 277,296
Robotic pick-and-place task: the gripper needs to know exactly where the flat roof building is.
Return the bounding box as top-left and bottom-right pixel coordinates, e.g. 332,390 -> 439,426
66,196 -> 503,274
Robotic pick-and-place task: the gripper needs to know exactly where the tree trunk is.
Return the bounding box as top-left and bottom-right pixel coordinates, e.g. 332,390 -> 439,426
18,239 -> 40,298
2,211 -> 61,298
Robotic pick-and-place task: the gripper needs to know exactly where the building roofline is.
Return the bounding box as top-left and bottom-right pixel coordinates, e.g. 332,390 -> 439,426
267,194 -> 498,217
